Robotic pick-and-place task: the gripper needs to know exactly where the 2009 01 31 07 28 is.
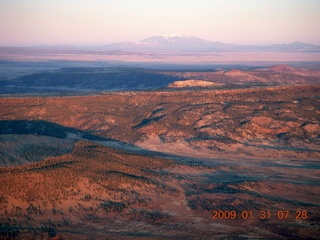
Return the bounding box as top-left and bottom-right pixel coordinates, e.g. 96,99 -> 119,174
212,210 -> 308,220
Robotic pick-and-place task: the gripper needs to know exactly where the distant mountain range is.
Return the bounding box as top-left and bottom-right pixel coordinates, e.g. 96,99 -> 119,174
104,34 -> 320,52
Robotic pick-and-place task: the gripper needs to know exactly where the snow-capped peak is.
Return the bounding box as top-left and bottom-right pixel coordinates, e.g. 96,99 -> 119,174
141,34 -> 208,43
158,34 -> 180,39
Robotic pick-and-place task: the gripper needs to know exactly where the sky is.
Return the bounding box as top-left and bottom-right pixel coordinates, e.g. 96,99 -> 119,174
0,0 -> 320,46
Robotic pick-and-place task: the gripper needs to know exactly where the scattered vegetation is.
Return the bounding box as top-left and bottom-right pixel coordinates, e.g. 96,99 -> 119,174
0,81 -> 319,239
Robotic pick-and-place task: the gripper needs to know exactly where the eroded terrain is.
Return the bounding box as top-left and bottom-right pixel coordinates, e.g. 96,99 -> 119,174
1,86 -> 319,161
0,67 -> 319,239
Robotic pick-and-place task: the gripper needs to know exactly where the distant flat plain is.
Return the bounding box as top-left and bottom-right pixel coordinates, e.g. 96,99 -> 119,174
1,47 -> 320,66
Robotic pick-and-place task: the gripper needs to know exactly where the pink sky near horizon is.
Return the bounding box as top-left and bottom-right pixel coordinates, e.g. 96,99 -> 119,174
0,0 -> 320,46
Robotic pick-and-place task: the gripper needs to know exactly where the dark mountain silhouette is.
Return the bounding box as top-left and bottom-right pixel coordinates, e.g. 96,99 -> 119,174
0,68 -> 183,94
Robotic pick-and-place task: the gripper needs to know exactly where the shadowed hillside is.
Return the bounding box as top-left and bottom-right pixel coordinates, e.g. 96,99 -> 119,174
0,120 -> 111,167
1,86 -> 319,161
0,120 -> 83,138
0,134 -> 74,167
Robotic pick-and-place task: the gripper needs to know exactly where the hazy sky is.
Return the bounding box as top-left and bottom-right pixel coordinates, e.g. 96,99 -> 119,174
1,0 -> 319,46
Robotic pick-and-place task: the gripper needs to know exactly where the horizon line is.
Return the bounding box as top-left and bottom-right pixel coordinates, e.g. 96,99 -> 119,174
0,37 -> 319,48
